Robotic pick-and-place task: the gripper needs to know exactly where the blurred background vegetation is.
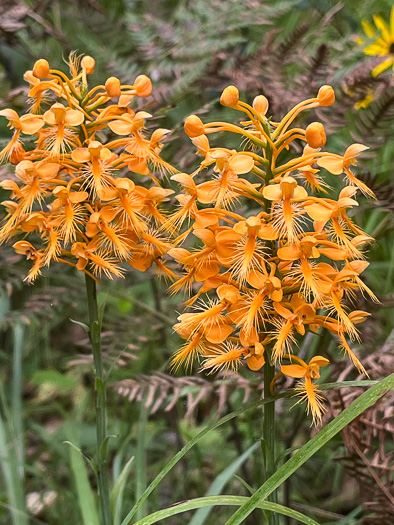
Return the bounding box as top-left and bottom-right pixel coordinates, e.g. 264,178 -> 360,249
0,0 -> 393,524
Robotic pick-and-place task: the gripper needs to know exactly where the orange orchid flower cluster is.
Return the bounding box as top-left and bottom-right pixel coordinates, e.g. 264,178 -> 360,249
168,85 -> 376,423
0,54 -> 177,282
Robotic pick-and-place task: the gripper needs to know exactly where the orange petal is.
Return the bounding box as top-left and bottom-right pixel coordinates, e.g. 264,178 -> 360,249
20,117 -> 44,135
262,184 -> 282,201
271,289 -> 283,302
129,253 -> 153,272
228,154 -> 254,174
193,228 -> 216,245
246,354 -> 265,371
292,185 -> 308,200
304,203 -> 332,222
196,181 -> 218,204
0,108 -> 19,121
205,323 -> 233,344
69,191 -> 88,203
258,222 -> 279,240
64,110 -> 84,126
108,120 -> 132,135
336,197 -> 358,209
317,156 -> 344,175
37,162 -> 60,179
277,245 -> 300,261
195,263 -> 220,281
281,364 -> 306,378
344,143 -> 368,161
273,302 -> 293,318
71,148 -> 91,163
247,270 -> 267,289
43,110 -> 56,125
309,356 -> 329,367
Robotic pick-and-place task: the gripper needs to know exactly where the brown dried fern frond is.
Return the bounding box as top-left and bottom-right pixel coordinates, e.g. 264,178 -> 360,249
111,371 -> 257,420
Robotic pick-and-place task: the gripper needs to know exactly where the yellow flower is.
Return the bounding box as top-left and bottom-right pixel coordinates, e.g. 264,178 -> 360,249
360,7 -> 394,76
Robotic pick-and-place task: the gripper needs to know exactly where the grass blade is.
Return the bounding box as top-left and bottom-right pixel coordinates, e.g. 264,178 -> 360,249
65,424 -> 100,525
225,373 -> 394,524
135,402 -> 148,521
189,442 -> 259,525
112,455 -> 134,525
132,495 -> 319,525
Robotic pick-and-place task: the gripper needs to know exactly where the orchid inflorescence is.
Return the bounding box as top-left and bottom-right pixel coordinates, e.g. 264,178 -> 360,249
0,54 -> 177,283
168,84 -> 377,424
0,55 -> 376,424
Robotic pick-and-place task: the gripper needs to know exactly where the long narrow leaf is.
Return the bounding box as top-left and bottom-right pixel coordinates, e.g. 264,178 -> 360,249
135,403 -> 148,520
132,495 -> 318,525
189,443 -> 259,525
225,374 -> 394,524
65,424 -> 100,525
112,456 -> 134,525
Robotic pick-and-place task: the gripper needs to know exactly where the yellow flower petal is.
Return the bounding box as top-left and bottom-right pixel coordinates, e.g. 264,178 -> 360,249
372,58 -> 394,77
373,14 -> 391,43
361,19 -> 376,38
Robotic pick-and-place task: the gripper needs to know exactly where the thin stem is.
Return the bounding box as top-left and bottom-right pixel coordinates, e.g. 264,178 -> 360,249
262,350 -> 278,525
261,125 -> 278,525
85,273 -> 112,525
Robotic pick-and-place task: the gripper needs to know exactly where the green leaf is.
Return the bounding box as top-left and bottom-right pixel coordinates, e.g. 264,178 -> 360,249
111,456 -> 135,525
69,318 -> 90,333
189,443 -> 259,525
64,441 -> 97,475
132,496 -> 319,525
30,370 -> 77,391
225,374 -> 394,524
135,403 -> 149,521
65,426 -> 100,525
99,435 -> 116,462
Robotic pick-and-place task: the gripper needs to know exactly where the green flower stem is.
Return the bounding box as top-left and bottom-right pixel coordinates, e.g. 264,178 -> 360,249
262,350 -> 278,525
85,273 -> 112,525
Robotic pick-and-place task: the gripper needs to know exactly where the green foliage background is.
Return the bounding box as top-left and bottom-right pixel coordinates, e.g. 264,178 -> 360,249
0,1 -> 393,524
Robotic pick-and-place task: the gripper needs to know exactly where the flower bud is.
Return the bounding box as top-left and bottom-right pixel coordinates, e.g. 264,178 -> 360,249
305,122 -> 326,149
253,95 -> 269,116
32,59 -> 50,79
220,86 -> 239,108
105,77 -> 121,97
317,85 -> 335,106
184,115 -> 205,138
81,56 -> 95,74
134,75 -> 152,97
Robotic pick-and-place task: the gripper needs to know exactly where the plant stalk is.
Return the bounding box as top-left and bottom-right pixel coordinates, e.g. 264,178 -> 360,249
261,125 -> 278,524
262,351 -> 278,525
85,273 -> 112,525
